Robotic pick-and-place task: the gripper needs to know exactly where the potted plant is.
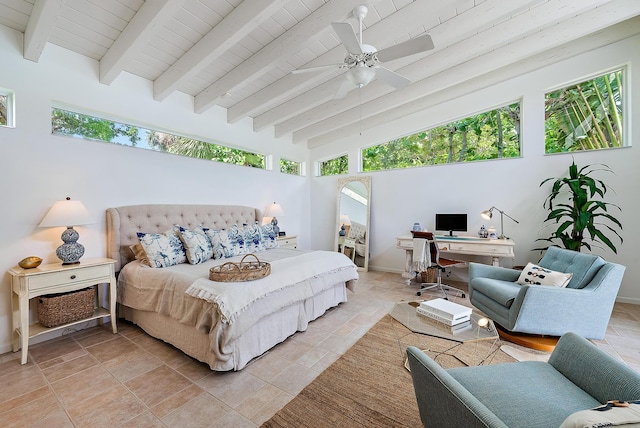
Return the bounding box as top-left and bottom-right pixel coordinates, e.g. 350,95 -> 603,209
536,159 -> 623,253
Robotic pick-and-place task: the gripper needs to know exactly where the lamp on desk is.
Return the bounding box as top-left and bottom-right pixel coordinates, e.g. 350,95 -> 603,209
480,207 -> 519,240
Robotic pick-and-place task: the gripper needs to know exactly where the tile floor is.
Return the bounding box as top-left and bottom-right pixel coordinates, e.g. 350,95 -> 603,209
1,271 -> 639,427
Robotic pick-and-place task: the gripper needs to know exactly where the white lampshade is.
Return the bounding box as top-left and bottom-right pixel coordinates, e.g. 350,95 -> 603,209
339,214 -> 351,226
264,202 -> 284,218
40,197 -> 95,227
39,197 -> 95,265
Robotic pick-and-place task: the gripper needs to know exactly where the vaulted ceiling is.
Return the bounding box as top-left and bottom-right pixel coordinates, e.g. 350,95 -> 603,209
2,0 -> 639,149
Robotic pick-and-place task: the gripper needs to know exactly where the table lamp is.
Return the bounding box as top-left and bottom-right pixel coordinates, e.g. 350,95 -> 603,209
339,214 -> 351,236
480,206 -> 519,239
264,202 -> 285,236
39,197 -> 95,264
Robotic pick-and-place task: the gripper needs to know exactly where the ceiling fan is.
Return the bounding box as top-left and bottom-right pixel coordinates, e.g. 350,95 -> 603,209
293,5 -> 434,99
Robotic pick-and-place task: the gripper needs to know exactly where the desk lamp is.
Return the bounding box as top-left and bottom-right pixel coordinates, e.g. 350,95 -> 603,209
480,207 -> 519,239
39,197 -> 95,264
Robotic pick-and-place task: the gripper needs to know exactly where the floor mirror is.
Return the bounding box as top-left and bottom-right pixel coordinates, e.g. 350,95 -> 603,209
334,176 -> 371,271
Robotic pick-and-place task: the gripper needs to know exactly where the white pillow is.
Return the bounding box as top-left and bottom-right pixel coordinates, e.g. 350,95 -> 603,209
516,262 -> 573,288
559,402 -> 640,428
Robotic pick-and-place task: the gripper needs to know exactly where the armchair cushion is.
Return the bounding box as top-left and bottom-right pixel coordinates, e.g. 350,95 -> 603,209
539,246 -> 605,289
471,278 -> 521,308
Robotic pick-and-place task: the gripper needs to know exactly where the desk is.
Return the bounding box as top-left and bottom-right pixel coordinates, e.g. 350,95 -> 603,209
396,235 -> 515,285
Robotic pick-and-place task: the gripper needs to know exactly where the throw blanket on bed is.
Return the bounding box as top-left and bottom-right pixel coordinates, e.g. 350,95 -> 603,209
185,250 -> 356,324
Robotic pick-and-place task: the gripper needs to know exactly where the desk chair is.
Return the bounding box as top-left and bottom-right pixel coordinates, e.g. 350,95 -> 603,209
415,234 -> 466,299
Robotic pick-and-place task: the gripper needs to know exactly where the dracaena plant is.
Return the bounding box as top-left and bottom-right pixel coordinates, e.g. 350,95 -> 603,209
536,160 -> 623,253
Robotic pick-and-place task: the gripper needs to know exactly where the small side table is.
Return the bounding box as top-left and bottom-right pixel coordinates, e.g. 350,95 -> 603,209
9,257 -> 117,364
339,237 -> 356,261
276,235 -> 298,249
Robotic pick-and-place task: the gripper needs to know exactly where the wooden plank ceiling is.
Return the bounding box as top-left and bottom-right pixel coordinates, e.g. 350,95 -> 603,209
2,0 -> 640,149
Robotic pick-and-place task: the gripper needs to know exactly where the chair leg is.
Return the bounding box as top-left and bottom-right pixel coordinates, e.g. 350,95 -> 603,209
416,268 -> 466,300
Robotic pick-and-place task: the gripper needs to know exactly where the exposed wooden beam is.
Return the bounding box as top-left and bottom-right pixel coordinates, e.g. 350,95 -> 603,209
193,0 -> 366,114
307,13 -> 640,148
99,0 -> 184,85
23,0 -> 63,62
262,0 -> 553,137
228,0 -> 463,124
281,0 -> 615,141
153,0 -> 287,102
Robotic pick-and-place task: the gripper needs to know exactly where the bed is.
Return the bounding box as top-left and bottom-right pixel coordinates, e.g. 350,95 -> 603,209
106,204 -> 358,371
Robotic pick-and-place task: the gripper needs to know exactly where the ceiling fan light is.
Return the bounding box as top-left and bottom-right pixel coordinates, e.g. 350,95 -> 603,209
346,65 -> 375,87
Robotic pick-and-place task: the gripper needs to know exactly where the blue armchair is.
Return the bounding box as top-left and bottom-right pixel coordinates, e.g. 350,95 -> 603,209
468,246 -> 625,339
407,332 -> 640,427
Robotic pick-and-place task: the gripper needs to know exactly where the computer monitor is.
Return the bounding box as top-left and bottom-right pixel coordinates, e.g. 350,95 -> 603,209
435,213 -> 467,236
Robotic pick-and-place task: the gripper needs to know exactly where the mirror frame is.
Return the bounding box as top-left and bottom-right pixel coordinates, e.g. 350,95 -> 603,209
334,175 -> 371,272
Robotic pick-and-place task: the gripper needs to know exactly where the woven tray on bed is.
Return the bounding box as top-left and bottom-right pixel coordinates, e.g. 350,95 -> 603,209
209,254 -> 271,282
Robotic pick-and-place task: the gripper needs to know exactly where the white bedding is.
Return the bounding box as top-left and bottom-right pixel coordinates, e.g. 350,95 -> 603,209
117,247 -> 358,369
186,250 -> 356,323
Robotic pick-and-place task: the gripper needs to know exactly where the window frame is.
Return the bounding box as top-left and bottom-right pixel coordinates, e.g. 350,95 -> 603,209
543,65 -> 627,154
360,100 -> 522,172
318,153 -> 349,177
50,105 -> 268,170
0,88 -> 15,128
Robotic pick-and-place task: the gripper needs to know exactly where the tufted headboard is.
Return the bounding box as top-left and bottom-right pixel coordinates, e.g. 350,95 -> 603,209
106,204 -> 262,272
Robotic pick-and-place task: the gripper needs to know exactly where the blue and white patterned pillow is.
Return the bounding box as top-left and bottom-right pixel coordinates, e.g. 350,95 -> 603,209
178,226 -> 213,264
261,223 -> 279,249
137,226 -> 186,268
242,222 -> 265,253
206,227 -> 241,259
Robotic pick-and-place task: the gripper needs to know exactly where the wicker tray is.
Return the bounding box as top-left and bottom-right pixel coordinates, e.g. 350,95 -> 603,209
37,287 -> 95,328
209,254 -> 271,282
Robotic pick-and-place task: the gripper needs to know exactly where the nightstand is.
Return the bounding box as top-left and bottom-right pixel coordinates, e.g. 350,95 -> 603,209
9,257 -> 117,364
276,235 -> 298,249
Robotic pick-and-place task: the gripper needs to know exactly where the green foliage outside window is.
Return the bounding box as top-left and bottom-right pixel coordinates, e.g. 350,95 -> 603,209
146,131 -> 264,169
545,69 -> 623,153
52,108 -> 140,146
320,154 -> 348,176
362,103 -> 520,172
0,94 -> 7,126
51,107 -> 265,169
280,158 -> 301,175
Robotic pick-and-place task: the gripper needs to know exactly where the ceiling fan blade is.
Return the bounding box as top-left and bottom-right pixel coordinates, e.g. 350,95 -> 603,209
292,64 -> 343,74
331,22 -> 363,54
376,34 -> 434,63
375,67 -> 411,89
333,79 -> 354,100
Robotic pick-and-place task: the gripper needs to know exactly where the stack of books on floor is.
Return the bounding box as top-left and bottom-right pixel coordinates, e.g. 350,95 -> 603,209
416,298 -> 473,333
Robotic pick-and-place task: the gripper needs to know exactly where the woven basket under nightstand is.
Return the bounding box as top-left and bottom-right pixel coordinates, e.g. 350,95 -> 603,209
37,287 -> 95,327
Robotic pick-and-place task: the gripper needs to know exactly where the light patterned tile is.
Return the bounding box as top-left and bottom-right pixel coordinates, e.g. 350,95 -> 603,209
161,392 -> 231,427
198,370 -> 266,408
125,365 -> 194,407
66,385 -> 146,428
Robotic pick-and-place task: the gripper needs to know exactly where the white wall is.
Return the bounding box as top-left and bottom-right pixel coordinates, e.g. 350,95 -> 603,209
0,26 -> 309,353
310,34 -> 640,305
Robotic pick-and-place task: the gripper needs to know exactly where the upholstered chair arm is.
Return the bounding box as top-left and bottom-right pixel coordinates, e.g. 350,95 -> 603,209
549,332 -> 640,403
406,347 -> 508,428
508,263 -> 625,339
468,263 -> 521,299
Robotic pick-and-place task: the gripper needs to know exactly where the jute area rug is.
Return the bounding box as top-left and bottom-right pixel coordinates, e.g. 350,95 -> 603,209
262,313 -> 516,428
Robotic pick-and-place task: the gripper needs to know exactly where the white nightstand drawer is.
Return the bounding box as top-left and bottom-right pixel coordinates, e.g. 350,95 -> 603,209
28,264 -> 111,290
277,236 -> 298,249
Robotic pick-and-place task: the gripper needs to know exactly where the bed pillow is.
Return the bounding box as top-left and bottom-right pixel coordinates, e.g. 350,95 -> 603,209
136,226 -> 187,268
516,262 -> 573,287
206,226 -> 246,258
178,226 -> 213,264
129,243 -> 150,267
241,222 -> 265,253
261,223 -> 278,249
